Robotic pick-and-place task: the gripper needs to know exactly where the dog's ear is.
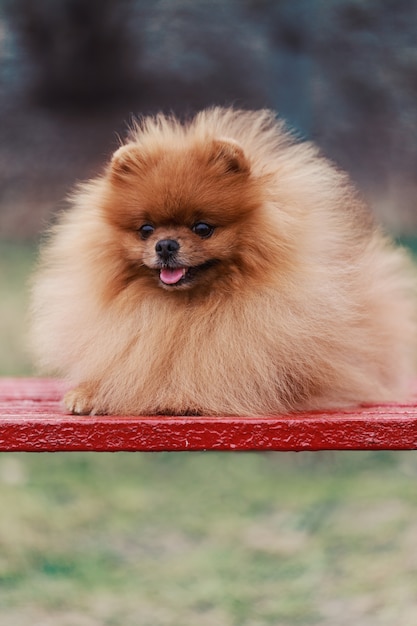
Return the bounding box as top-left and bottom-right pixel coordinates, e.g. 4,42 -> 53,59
109,144 -> 148,182
209,138 -> 250,175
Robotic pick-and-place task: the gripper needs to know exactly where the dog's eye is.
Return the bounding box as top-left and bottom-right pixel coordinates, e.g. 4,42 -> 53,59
192,222 -> 215,238
139,224 -> 155,240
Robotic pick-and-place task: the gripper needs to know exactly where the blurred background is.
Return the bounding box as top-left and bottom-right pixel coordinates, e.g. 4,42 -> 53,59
1,1 -> 417,625
2,0 -> 417,239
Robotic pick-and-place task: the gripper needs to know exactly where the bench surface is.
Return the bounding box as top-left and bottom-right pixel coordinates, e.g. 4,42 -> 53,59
1,377 -> 417,452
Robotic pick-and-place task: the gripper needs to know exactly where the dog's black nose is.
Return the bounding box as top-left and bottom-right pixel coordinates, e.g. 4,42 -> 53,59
155,239 -> 180,261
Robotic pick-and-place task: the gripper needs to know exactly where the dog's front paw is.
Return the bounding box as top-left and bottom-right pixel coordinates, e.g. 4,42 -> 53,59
64,383 -> 106,416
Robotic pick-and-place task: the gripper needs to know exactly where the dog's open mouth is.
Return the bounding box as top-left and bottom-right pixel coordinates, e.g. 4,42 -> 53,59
158,260 -> 218,287
159,267 -> 187,285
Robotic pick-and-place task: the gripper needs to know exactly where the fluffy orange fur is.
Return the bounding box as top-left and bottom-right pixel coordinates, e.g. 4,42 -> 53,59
30,108 -> 417,416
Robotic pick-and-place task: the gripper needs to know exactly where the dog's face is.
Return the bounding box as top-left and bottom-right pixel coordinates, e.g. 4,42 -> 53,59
101,138 -> 264,293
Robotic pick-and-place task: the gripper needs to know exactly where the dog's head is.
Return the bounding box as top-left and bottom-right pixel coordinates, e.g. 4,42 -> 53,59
101,136 -> 266,294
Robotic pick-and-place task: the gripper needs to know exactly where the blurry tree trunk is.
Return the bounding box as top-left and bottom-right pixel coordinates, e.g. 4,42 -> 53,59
9,0 -> 137,108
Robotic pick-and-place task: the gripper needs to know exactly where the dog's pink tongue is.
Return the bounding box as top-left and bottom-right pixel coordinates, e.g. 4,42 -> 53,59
160,267 -> 185,285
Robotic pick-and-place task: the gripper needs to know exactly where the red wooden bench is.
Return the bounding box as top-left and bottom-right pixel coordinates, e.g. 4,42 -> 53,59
1,377 -> 417,452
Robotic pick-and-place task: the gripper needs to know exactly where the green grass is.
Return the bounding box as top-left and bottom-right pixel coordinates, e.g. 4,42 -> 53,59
0,241 -> 37,375
1,240 -> 417,625
1,451 -> 417,625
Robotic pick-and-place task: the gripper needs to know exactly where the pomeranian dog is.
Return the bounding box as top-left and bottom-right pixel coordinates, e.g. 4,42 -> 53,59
30,108 -> 416,416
